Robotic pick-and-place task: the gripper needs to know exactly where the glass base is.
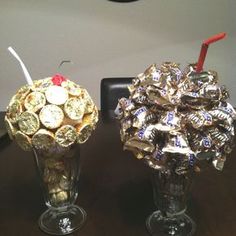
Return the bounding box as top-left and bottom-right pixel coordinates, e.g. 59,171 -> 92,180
39,205 -> 87,235
146,210 -> 196,236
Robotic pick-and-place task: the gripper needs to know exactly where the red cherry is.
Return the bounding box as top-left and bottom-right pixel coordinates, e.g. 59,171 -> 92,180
51,74 -> 67,86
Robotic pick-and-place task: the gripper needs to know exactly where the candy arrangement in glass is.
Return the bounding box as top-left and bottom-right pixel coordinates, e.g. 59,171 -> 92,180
5,74 -> 98,235
115,33 -> 235,236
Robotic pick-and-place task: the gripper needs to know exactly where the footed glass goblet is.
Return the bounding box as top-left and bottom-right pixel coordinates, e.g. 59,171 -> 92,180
34,144 -> 86,235
146,157 -> 196,236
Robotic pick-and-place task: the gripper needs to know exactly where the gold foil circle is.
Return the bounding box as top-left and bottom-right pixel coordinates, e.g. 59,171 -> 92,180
32,78 -> 53,92
76,123 -> 93,144
15,131 -> 32,151
82,109 -> 98,129
24,91 -> 46,112
55,125 -> 77,147
81,89 -> 94,114
18,111 -> 40,135
16,85 -> 31,100
32,129 -> 55,150
61,80 -> 82,97
4,117 -> 16,140
45,85 -> 69,105
39,104 -> 64,129
51,191 -> 68,204
64,97 -> 85,121
59,175 -> 70,190
6,99 -> 23,124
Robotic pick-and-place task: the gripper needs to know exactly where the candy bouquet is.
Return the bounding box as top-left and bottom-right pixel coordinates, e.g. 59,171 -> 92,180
116,62 -> 235,173
5,74 -> 98,153
116,33 -> 235,236
5,48 -> 98,235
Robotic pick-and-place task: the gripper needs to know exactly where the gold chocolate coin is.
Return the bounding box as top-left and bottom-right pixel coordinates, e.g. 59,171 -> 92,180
64,97 -> 85,121
51,191 -> 68,204
15,131 -> 32,151
59,175 -> 70,190
90,107 -> 99,127
32,129 -> 55,150
24,91 -> 46,112
39,104 -> 64,129
32,78 -> 53,92
61,80 -> 81,97
6,99 -> 23,124
45,85 -> 69,105
82,110 -> 98,129
81,89 -> 94,114
55,125 -> 77,147
49,185 -> 61,194
18,111 -> 40,135
56,191 -> 68,202
76,123 -> 93,144
16,85 -> 31,99
4,117 -> 16,140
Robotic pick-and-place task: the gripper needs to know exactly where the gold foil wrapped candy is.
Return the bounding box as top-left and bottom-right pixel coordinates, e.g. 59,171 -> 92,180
32,129 -> 55,150
55,125 -> 77,147
116,62 -> 235,172
24,91 -> 46,112
15,131 -> 32,151
18,111 -> 40,135
5,74 -> 99,152
45,85 -> 69,105
64,97 -> 85,121
39,105 -> 64,129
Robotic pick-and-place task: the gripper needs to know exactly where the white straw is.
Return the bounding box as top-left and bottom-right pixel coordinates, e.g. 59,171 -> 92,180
8,46 -> 33,85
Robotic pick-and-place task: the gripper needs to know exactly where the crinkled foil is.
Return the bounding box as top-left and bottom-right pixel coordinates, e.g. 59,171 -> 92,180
32,129 -> 55,150
64,97 -> 85,121
55,125 -> 77,147
6,99 -> 23,124
76,123 -> 93,144
116,62 -> 235,172
15,131 -> 32,151
18,111 -> 40,135
5,76 -> 98,152
24,91 -> 46,112
4,117 -> 16,140
61,80 -> 81,97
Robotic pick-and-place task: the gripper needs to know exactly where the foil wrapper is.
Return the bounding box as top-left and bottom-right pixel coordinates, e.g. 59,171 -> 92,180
18,111 -> 40,135
5,75 -> 99,152
35,144 -> 79,206
32,129 -> 55,150
15,131 -> 32,151
24,91 -> 46,112
116,62 -> 235,172
64,97 -> 85,121
45,85 -> 69,105
55,125 -> 77,147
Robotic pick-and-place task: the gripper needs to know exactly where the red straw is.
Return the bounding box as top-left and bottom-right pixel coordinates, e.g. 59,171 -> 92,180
196,32 -> 226,73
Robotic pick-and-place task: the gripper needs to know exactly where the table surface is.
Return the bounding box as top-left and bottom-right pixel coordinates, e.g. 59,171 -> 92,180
0,112 -> 236,236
